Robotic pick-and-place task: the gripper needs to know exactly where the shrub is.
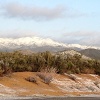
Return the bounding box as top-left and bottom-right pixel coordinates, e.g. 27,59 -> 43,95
0,51 -> 100,76
0,69 -> 4,77
37,72 -> 52,84
25,76 -> 37,84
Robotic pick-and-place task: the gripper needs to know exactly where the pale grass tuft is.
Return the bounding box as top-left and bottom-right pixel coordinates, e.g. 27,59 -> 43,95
37,72 -> 53,84
40,66 -> 57,73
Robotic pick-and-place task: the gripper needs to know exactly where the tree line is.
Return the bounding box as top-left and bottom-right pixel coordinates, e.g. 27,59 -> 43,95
0,51 -> 100,76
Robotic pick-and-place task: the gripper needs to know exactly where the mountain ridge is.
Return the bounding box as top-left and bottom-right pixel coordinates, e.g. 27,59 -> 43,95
0,36 -> 100,52
80,49 -> 100,60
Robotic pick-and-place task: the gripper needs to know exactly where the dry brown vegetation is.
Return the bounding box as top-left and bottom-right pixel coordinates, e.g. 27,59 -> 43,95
37,72 -> 53,84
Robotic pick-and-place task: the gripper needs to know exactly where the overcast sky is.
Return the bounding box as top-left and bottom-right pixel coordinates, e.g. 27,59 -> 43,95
0,0 -> 100,47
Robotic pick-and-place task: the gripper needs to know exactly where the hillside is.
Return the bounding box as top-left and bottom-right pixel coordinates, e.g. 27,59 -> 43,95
0,72 -> 100,97
56,50 -> 91,60
0,50 -> 100,97
80,49 -> 100,60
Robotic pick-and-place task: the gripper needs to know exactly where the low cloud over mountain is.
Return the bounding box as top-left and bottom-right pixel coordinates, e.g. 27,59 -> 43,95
62,31 -> 100,47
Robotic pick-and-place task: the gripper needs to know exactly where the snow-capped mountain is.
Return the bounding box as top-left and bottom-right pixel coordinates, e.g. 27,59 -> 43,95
0,37 -> 66,48
0,36 -> 99,52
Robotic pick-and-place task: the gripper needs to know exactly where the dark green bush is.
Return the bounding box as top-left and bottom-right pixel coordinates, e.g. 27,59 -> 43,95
0,51 -> 100,76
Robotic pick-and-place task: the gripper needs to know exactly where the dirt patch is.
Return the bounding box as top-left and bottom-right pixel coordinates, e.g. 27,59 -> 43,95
0,72 -> 100,96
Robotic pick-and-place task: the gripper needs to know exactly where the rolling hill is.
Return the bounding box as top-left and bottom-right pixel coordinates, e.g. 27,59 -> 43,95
79,49 -> 100,60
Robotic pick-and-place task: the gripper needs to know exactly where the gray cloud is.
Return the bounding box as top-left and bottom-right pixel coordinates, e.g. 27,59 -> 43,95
1,3 -> 66,21
0,3 -> 87,21
62,31 -> 100,47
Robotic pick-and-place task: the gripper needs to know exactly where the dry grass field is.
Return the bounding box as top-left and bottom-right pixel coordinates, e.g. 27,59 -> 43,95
0,72 -> 100,97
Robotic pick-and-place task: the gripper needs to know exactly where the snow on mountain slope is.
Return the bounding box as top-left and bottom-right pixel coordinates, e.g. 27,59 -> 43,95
0,36 -> 99,50
0,37 -> 67,48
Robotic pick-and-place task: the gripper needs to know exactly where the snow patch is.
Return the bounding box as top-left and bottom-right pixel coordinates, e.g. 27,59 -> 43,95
52,74 -> 100,92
